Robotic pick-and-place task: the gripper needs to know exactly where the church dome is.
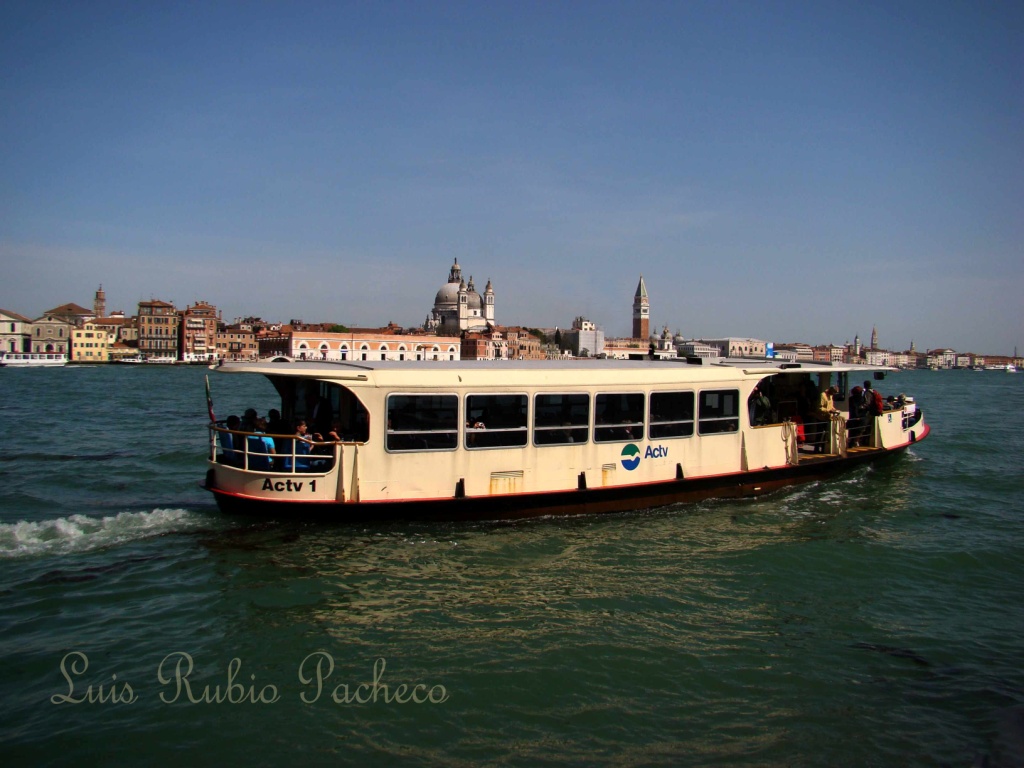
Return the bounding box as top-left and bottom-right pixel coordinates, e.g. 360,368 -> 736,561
435,282 -> 461,307
425,258 -> 495,333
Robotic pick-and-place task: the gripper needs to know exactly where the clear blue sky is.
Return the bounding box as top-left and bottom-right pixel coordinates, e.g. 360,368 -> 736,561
2,0 -> 1021,353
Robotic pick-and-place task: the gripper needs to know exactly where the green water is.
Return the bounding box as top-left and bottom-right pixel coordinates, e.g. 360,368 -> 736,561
1,366 -> 1022,766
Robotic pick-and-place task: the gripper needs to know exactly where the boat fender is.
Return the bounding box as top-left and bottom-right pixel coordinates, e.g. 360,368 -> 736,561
578,472 -> 587,491
910,431 -> 917,443
676,463 -> 684,481
455,478 -> 466,499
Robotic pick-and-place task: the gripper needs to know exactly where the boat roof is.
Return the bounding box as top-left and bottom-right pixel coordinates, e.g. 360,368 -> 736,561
211,357 -> 893,389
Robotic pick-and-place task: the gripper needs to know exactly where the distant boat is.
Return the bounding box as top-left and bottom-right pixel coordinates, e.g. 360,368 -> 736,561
0,352 -> 67,368
115,355 -> 177,365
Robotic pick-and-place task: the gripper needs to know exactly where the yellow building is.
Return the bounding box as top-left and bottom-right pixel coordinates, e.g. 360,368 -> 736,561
71,322 -> 115,362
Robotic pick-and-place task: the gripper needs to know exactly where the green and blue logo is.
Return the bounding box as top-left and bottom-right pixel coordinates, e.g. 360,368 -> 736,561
620,444 -> 641,471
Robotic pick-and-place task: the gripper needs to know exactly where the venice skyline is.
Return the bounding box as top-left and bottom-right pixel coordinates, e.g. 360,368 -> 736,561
1,2 -> 1020,353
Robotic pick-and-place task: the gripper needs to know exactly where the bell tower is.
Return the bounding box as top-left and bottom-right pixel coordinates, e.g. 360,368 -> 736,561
484,279 -> 495,324
94,285 -> 106,319
632,275 -> 649,340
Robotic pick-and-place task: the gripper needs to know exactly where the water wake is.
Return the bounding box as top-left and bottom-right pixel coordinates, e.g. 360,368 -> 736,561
0,509 -> 208,559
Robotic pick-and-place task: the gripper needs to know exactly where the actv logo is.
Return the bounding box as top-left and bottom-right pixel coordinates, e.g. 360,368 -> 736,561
620,444 -> 641,471
620,443 -> 669,470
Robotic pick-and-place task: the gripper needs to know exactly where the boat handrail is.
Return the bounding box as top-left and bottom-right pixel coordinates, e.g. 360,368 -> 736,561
208,423 -> 362,474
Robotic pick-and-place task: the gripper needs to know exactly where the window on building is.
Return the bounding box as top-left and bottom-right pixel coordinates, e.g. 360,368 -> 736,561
386,394 -> 458,451
649,391 -> 695,439
534,393 -> 589,445
466,394 -> 528,449
594,393 -> 645,442
698,389 -> 739,434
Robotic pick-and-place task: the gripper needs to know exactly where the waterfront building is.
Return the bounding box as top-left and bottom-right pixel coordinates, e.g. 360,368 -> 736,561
810,344 -> 845,364
180,301 -> 220,363
461,327 -> 508,360
700,337 -> 767,359
261,325 -> 461,362
674,340 -> 721,359
775,343 -> 814,362
71,322 -> 116,362
0,308 -> 32,354
503,328 -> 546,360
29,314 -> 73,355
602,338 -> 648,359
865,348 -> 894,366
424,259 -> 495,334
214,323 -> 258,361
560,317 -> 606,358
927,349 -> 956,369
43,302 -> 94,328
119,317 -> 139,347
90,313 -> 130,343
137,300 -> 179,359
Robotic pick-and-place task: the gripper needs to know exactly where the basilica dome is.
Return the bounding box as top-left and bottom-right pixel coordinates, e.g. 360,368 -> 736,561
425,258 -> 495,333
435,281 -> 462,307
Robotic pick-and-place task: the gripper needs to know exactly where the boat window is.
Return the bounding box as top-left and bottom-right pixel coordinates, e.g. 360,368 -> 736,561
649,391 -> 695,439
594,393 -> 645,443
386,394 -> 458,451
466,394 -> 528,449
699,389 -> 740,434
534,393 -> 589,445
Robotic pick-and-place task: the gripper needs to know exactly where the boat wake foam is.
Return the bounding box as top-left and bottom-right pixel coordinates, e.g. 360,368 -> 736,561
0,509 -> 208,559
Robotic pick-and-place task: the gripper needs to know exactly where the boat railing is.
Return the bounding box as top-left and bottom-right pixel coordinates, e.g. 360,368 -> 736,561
208,423 -> 353,474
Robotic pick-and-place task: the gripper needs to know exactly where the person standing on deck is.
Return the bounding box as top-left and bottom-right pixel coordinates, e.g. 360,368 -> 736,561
863,380 -> 884,445
812,386 -> 840,452
848,385 -> 866,446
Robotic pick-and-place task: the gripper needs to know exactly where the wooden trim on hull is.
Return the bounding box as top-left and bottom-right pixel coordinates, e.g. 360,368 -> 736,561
205,443 -> 914,523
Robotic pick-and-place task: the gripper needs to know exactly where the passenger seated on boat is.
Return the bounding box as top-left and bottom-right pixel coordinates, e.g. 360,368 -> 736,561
245,418 -> 276,470
324,418 -> 345,444
282,419 -> 317,471
240,408 -> 258,433
267,408 -> 290,451
218,414 -> 243,466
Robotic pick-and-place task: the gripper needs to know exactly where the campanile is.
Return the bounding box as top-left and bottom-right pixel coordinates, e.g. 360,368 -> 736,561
632,275 -> 649,340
